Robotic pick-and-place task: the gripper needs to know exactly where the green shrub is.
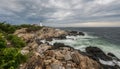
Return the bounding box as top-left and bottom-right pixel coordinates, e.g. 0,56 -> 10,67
0,22 -> 16,34
0,22 -> 31,69
0,48 -> 27,69
0,33 -> 6,48
0,22 -> 43,33
26,26 -> 43,32
18,24 -> 43,32
7,34 -> 26,48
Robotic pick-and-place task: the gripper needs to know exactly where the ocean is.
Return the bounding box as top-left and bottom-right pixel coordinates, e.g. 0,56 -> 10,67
59,27 -> 120,45
51,27 -> 120,59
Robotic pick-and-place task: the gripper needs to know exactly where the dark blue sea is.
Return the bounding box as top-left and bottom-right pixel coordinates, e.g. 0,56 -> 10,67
58,27 -> 120,45
52,27 -> 120,58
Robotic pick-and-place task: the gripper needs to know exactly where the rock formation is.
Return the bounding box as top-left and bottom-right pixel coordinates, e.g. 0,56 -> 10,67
14,27 -> 119,69
19,43 -> 102,69
86,46 -> 120,69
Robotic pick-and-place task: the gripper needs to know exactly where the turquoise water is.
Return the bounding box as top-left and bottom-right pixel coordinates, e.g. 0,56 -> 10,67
50,32 -> 120,59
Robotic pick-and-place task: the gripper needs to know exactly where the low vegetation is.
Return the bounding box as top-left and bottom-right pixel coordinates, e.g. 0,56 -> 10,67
6,34 -> 26,48
0,22 -> 43,69
0,48 -> 27,69
18,24 -> 43,32
0,33 -> 7,48
0,22 -> 16,34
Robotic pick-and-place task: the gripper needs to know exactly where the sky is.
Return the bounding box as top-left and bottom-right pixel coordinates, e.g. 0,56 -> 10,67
0,0 -> 120,27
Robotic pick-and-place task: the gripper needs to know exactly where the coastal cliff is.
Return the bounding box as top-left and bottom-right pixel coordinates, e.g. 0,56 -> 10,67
13,26 -> 120,69
14,27 -> 102,69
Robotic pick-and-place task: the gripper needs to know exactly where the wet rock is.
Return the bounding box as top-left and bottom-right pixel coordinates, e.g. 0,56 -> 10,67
78,32 -> 84,36
35,39 -> 43,45
107,53 -> 120,61
108,53 -> 116,57
69,31 -> 77,35
46,38 -> 53,41
68,31 -> 85,36
86,47 -> 112,61
54,34 -> 66,39
102,64 -> 120,69
53,43 -> 74,50
53,43 -> 65,47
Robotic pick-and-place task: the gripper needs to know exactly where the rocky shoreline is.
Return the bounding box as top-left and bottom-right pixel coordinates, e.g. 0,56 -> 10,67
14,27 -> 120,69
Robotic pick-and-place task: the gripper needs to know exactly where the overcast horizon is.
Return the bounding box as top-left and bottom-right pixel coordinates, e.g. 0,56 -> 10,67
0,0 -> 120,27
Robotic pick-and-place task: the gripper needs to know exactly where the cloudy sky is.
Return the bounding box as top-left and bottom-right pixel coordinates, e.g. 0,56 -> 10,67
0,0 -> 120,27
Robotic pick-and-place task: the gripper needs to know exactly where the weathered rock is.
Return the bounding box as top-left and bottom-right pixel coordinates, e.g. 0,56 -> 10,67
65,61 -> 77,69
55,51 -> 64,60
51,64 -> 63,69
50,59 -> 63,69
14,28 -> 35,42
16,27 -> 104,69
35,39 -> 43,45
44,50 -> 55,57
46,65 -> 52,69
71,51 -> 101,69
19,54 -> 43,69
20,45 -> 102,69
24,41 -> 38,51
64,51 -> 72,61
38,27 -> 67,39
44,59 -> 52,65
71,52 -> 83,64
14,27 -> 67,42
37,44 -> 52,54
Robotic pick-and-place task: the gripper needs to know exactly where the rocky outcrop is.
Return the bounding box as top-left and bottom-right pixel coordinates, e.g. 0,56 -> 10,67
14,27 -> 68,42
68,31 -> 85,36
15,27 -> 104,69
107,53 -> 120,61
37,27 -> 67,39
86,47 -> 112,61
14,28 -> 35,42
85,46 -> 120,69
19,43 -> 102,69
71,52 -> 101,69
54,34 -> 66,39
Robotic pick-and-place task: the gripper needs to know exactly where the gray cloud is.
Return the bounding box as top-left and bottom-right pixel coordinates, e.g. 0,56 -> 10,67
0,0 -> 120,26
